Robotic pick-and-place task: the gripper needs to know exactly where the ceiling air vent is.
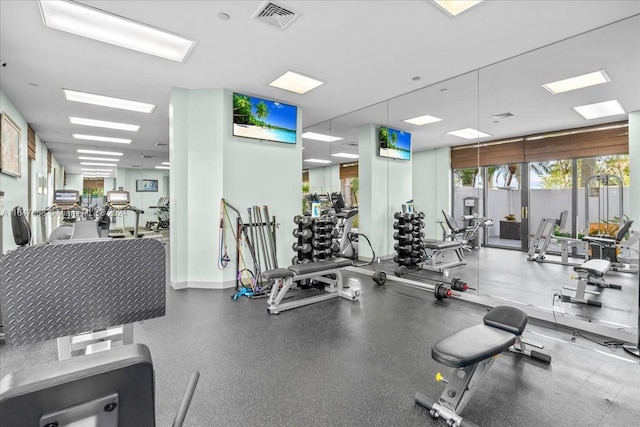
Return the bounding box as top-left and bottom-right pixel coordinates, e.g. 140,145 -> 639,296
251,1 -> 301,30
141,155 -> 157,159
491,112 -> 515,120
342,142 -> 359,147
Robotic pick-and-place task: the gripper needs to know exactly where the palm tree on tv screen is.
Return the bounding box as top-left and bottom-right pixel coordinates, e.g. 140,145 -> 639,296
233,94 -> 251,125
255,101 -> 270,127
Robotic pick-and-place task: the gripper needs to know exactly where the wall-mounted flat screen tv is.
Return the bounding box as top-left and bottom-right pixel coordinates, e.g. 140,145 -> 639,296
136,179 -> 158,192
233,92 -> 297,144
379,126 -> 411,160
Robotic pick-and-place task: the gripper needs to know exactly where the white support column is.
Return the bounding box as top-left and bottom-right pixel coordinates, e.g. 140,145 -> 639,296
358,124 -> 412,261
169,88 -> 225,289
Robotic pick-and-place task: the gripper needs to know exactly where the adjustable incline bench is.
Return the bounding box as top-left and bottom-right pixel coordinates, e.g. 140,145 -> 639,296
562,259 -> 621,307
415,306 -> 551,427
420,240 -> 466,272
263,258 -> 359,314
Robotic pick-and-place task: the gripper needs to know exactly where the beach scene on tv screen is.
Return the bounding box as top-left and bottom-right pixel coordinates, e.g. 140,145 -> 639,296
233,93 -> 297,144
379,127 -> 411,160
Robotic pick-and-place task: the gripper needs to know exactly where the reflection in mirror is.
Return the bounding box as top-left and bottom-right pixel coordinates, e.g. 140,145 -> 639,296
476,15 -> 639,340
301,120 -> 333,215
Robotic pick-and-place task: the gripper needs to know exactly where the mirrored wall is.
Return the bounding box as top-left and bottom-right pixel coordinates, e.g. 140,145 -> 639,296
302,15 -> 639,341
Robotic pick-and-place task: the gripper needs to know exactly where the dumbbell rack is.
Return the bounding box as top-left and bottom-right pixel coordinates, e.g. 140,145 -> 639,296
393,211 -> 427,270
292,214 -> 339,265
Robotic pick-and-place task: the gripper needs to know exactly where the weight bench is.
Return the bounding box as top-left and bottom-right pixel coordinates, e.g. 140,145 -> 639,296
420,240 -> 466,272
263,258 -> 359,314
561,259 -> 621,307
415,306 -> 551,427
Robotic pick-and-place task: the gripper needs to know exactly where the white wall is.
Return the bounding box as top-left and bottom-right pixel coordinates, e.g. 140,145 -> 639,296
412,147 -> 451,240
308,164 -> 340,195
223,88 -> 302,280
0,91 -> 60,252
169,88 -> 302,289
114,168 -> 169,229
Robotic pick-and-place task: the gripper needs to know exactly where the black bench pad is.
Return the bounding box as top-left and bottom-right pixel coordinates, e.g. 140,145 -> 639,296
483,305 -> 528,335
573,259 -> 610,277
423,241 -> 462,250
332,258 -> 353,268
432,324 -> 517,368
287,259 -> 352,275
262,268 -> 294,280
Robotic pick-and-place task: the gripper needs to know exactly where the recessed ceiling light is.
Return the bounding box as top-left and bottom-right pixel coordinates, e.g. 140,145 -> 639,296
80,162 -> 118,166
572,100 -> 625,120
433,0 -> 483,17
301,132 -> 342,142
542,70 -> 610,94
70,117 -> 140,132
161,162 -> 170,165
155,165 -> 170,170
38,0 -> 196,62
304,159 -> 331,164
447,128 -> 491,139
77,149 -> 123,156
403,114 -> 443,126
63,89 -> 155,113
72,134 -> 132,144
81,168 -> 113,172
331,153 -> 359,159
268,71 -> 324,94
78,156 -> 120,162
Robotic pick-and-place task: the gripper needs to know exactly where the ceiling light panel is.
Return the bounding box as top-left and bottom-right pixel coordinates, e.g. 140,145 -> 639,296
161,162 -> 170,165
447,128 -> 491,139
70,117 -> 140,131
301,132 -> 342,142
155,166 -> 170,170
81,168 -> 113,172
269,71 -> 324,94
77,149 -> 123,156
403,114 -> 443,126
39,0 -> 196,62
78,156 -> 120,161
80,162 -> 118,166
542,70 -> 611,94
572,100 -> 625,120
304,159 -> 331,164
72,134 -> 132,144
433,0 -> 482,17
331,153 -> 359,159
63,89 -> 155,113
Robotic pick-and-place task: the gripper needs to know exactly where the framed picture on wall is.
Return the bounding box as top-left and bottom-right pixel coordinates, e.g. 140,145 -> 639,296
136,179 -> 158,192
1,111 -> 21,177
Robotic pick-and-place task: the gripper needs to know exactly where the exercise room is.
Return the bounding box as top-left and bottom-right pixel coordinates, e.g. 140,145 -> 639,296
1,1 -> 639,426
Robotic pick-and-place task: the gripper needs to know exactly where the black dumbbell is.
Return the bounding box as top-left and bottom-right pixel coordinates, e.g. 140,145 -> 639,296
293,228 -> 313,239
312,248 -> 332,256
292,242 -> 312,253
294,215 -> 314,226
394,243 -> 412,251
394,212 -> 403,220
291,256 -> 299,265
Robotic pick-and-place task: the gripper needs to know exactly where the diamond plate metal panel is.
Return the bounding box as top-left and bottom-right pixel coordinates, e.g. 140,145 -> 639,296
0,238 -> 166,345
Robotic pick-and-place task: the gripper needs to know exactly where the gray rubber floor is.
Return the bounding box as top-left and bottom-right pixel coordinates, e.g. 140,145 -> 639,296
1,268 -> 639,426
